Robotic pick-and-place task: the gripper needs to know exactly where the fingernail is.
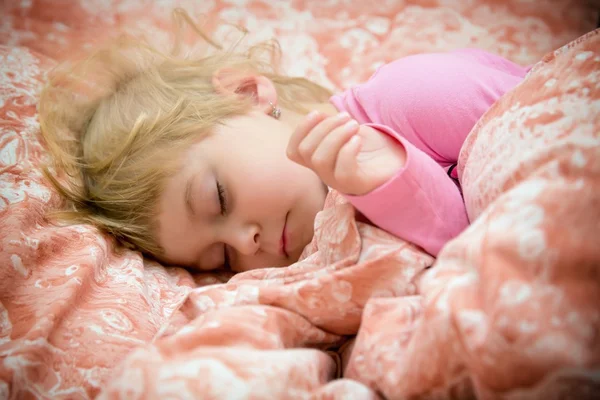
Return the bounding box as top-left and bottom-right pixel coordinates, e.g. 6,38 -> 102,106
344,119 -> 358,129
337,111 -> 350,120
307,110 -> 320,120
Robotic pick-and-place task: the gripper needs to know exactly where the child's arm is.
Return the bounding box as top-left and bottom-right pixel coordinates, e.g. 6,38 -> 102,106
343,124 -> 468,256
330,49 -> 529,167
287,113 -> 467,257
289,49 -> 528,256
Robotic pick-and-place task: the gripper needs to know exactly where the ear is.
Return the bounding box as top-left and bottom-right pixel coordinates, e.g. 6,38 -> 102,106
212,68 -> 278,115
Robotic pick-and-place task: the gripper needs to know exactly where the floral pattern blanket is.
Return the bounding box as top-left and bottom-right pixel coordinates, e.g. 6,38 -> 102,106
0,1 -> 598,399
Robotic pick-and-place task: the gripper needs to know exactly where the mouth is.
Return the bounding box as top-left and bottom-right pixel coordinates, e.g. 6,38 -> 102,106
280,212 -> 289,258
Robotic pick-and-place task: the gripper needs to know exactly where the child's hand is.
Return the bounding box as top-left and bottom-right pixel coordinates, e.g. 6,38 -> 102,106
287,111 -> 407,196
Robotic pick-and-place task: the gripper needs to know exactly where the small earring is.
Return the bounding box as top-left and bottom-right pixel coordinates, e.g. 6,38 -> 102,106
269,101 -> 281,119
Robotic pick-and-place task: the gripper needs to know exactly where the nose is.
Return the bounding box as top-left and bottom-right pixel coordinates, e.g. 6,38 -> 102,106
228,222 -> 260,256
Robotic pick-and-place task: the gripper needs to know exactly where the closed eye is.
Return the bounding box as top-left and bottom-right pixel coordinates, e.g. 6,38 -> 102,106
216,180 -> 227,216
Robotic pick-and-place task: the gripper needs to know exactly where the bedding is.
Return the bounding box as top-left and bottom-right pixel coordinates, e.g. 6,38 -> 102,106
1,1 -> 598,398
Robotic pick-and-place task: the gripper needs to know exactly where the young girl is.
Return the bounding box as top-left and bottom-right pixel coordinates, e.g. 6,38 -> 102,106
40,12 -> 529,273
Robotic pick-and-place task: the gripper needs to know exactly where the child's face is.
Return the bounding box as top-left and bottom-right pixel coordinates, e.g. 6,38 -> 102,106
157,110 -> 328,272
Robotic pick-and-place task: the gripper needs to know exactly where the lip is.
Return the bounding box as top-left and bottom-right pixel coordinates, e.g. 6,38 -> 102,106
280,212 -> 289,258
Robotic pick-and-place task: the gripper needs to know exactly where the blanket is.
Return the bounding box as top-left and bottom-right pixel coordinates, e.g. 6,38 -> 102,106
98,30 -> 600,400
0,1 -> 598,399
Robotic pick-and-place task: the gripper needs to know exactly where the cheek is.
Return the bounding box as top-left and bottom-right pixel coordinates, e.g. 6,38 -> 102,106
243,146 -> 297,182
231,137 -> 321,197
269,158 -> 316,189
236,162 -> 304,207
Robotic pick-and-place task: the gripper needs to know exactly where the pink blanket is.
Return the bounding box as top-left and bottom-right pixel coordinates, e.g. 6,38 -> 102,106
1,1 -> 598,399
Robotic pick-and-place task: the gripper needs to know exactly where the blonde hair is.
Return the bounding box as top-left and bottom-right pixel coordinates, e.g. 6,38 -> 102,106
39,9 -> 332,257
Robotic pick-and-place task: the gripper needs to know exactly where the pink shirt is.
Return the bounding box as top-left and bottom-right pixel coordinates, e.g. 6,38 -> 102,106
330,49 -> 529,256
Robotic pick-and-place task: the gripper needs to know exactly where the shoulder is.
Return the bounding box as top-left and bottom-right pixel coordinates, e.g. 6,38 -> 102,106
330,49 -> 517,123
335,51 -> 477,106
363,51 -> 485,97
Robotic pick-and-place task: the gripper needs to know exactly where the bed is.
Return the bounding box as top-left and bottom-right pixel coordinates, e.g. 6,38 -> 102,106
1,1 -> 599,398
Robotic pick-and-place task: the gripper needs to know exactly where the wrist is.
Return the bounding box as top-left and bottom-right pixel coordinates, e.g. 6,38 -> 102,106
359,135 -> 406,195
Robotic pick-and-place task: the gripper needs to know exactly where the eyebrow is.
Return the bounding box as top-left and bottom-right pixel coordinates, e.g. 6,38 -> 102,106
185,176 -> 196,216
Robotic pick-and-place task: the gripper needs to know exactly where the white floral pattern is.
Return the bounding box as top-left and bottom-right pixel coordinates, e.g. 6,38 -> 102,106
1,1 -> 599,399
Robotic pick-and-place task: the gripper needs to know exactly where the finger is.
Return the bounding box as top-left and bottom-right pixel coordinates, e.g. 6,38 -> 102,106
287,111 -> 327,163
296,112 -> 351,164
310,119 -> 360,182
334,134 -> 363,194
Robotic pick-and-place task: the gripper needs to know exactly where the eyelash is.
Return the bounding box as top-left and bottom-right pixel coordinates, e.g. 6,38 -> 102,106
216,180 -> 230,269
216,180 -> 228,216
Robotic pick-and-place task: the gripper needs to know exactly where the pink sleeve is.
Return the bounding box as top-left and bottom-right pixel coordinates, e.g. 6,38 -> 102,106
331,49 -> 529,166
330,49 -> 528,256
345,124 -> 468,256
